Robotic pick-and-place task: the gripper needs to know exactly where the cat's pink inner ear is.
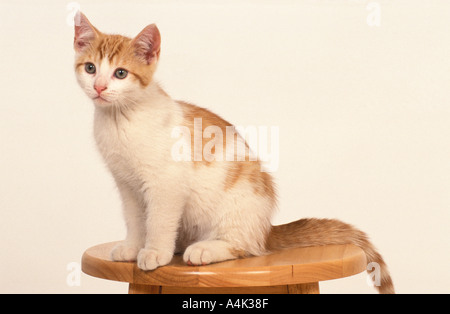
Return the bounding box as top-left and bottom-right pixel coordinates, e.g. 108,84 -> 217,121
74,12 -> 97,52
132,24 -> 161,65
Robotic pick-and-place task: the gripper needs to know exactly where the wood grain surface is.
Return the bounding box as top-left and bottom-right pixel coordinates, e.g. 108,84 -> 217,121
82,241 -> 367,290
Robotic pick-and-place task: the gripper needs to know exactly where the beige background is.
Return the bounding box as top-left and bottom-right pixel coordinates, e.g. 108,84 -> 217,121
0,0 -> 449,293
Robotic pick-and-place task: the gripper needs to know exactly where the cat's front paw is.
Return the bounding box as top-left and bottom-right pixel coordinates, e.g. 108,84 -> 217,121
111,243 -> 141,262
137,248 -> 173,271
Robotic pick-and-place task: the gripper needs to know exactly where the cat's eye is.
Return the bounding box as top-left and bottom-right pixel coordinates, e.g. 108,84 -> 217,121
114,68 -> 128,79
85,63 -> 96,74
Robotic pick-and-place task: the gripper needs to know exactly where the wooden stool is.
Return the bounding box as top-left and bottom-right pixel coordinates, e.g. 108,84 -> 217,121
82,241 -> 367,294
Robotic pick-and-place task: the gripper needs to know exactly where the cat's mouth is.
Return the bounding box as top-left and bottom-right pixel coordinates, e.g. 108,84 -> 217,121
93,95 -> 111,105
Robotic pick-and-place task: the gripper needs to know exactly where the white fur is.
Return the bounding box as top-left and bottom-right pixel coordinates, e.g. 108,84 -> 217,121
76,56 -> 275,270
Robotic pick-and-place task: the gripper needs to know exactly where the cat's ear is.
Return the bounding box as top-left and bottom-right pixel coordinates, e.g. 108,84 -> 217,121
74,12 -> 99,53
132,24 -> 161,65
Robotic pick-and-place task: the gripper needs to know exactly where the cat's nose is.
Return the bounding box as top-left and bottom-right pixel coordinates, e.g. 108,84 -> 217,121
94,85 -> 107,95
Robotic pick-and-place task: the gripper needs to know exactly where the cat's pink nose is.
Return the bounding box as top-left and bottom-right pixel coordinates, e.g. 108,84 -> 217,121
94,85 -> 107,95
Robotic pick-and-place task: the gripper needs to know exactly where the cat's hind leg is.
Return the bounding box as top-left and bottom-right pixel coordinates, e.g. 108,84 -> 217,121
183,240 -> 246,266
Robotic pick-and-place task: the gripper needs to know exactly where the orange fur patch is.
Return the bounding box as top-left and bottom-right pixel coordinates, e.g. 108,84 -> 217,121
179,101 -> 231,166
179,101 -> 276,200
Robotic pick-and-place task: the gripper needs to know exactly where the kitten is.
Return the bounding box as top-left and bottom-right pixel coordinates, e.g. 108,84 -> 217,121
73,12 -> 394,293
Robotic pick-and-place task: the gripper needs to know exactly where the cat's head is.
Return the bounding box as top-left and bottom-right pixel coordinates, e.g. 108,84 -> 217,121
73,12 -> 160,108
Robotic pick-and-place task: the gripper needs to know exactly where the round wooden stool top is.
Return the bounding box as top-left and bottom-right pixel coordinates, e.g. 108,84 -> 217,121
82,241 -> 367,293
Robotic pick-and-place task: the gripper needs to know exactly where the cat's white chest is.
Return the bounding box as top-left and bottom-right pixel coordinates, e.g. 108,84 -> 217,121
92,101 -> 187,192
93,109 -> 161,185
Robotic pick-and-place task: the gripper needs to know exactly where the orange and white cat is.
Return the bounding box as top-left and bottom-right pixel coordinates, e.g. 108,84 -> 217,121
74,12 -> 394,293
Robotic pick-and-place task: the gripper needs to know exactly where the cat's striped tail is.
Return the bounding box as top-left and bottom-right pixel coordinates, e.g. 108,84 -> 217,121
265,218 -> 395,294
